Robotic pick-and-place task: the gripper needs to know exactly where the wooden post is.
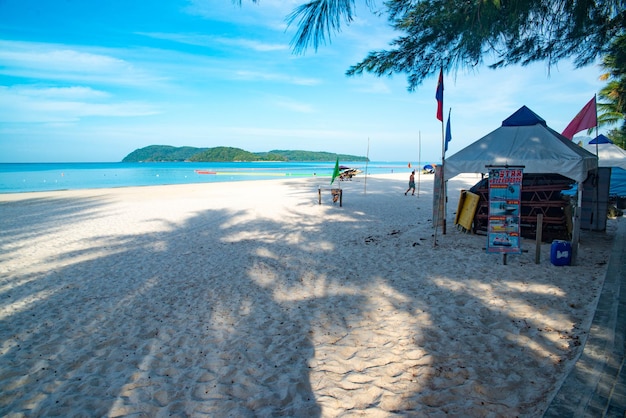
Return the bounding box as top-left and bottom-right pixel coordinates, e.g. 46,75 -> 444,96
571,206 -> 580,266
318,188 -> 321,205
535,214 -> 543,264
339,189 -> 343,207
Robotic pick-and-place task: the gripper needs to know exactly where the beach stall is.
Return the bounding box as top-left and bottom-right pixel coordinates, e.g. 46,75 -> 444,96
584,135 -> 626,205
444,106 -> 598,262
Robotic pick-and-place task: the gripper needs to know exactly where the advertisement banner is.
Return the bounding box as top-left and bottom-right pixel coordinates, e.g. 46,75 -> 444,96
487,167 -> 523,254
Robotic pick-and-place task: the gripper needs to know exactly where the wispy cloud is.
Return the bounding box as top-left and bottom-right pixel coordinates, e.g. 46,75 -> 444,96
0,85 -> 160,123
218,125 -> 357,140
220,37 -> 288,52
269,96 -> 315,113
137,32 -> 288,52
349,78 -> 392,94
185,0 -> 298,27
14,86 -> 111,100
0,40 -> 168,87
233,70 -> 321,86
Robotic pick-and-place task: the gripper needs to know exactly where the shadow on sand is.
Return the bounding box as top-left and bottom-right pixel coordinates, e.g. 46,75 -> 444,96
0,180 -> 614,416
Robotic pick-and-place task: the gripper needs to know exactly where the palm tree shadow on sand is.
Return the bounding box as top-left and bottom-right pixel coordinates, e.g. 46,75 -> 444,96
0,181 -> 612,416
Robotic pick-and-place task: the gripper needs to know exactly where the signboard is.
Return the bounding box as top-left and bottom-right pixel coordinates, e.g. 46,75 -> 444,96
487,167 -> 523,254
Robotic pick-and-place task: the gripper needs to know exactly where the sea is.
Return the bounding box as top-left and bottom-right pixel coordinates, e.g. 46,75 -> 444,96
1,162 -> 625,196
0,162 -> 413,194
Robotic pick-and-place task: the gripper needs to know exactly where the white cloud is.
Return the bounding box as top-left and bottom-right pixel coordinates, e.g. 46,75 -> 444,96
0,85 -> 160,123
233,70 -> 321,86
137,32 -> 288,52
349,78 -> 392,94
224,38 -> 288,52
0,40 -> 167,87
12,86 -> 111,100
184,0 -> 297,29
270,96 -> 315,113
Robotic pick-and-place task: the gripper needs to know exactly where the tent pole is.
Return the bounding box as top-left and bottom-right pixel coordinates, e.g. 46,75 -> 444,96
364,137 -> 370,195
571,185 -> 582,265
417,132 -> 421,197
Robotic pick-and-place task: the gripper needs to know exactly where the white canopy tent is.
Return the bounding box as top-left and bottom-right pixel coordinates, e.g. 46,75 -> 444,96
445,106 -> 597,183
583,135 -> 626,171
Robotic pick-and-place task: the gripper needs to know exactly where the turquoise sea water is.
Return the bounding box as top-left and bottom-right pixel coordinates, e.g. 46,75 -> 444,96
0,162 -> 413,193
1,162 -> 624,195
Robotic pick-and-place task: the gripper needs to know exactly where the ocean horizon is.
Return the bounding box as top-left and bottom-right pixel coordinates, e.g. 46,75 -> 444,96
0,161 -> 421,194
2,162 -> 624,196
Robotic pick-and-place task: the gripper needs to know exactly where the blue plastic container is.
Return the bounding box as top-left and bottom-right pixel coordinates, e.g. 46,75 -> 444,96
551,240 -> 572,266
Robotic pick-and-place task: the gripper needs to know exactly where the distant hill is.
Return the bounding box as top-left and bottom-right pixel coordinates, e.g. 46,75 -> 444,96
122,146 -> 368,162
187,147 -> 286,162
263,150 -> 366,161
123,145 -> 208,162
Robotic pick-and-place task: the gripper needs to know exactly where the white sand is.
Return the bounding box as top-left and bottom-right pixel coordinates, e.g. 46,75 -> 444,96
0,173 -> 618,417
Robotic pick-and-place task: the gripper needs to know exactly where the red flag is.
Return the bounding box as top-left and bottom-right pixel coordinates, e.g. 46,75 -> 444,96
435,69 -> 443,121
561,96 -> 597,140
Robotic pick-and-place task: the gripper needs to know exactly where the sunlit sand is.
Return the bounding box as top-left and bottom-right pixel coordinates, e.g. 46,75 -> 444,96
0,173 -> 617,416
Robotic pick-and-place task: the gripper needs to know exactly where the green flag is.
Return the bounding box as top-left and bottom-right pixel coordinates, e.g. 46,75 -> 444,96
331,157 -> 340,185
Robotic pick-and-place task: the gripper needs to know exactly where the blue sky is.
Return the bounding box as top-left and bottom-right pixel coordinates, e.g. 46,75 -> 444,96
0,0 -> 606,163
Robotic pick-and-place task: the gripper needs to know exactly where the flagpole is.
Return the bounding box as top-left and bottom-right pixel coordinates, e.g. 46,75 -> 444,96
593,94 -> 599,232
440,108 -> 448,235
562,94 -> 598,264
417,131 -> 421,197
433,68 -> 445,245
364,137 -> 370,194
593,93 -> 599,165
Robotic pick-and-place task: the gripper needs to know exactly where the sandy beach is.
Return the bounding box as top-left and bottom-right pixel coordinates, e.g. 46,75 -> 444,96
0,172 -> 619,417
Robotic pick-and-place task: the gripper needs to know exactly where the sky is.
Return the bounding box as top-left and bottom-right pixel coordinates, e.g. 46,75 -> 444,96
0,0 -> 607,163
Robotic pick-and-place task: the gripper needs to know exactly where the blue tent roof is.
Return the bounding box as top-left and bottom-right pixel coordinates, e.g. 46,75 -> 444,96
589,134 -> 613,144
501,105 -> 547,127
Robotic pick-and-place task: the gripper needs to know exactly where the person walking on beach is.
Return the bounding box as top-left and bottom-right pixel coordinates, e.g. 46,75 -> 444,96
405,170 -> 416,195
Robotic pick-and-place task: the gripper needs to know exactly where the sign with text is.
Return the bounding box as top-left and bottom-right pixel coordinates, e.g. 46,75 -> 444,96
487,167 -> 523,254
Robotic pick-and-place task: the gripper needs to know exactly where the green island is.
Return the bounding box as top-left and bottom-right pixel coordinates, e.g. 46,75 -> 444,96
122,145 -> 368,162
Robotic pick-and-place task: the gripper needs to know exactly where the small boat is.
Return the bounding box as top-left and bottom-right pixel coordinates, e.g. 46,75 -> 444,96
195,170 -> 216,175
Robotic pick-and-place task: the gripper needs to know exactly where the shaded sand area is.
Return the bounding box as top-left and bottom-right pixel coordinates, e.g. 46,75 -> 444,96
0,173 -> 619,417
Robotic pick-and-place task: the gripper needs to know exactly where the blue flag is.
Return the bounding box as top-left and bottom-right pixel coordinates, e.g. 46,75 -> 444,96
445,109 -> 452,152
